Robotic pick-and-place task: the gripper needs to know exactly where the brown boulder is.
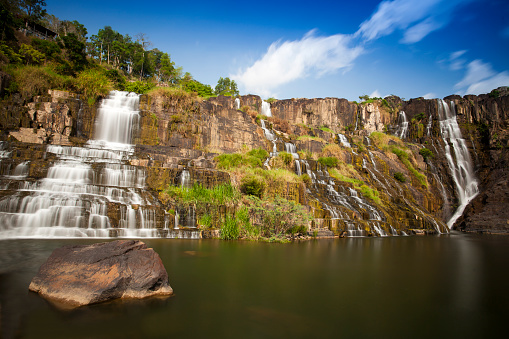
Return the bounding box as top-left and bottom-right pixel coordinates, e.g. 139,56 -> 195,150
29,240 -> 173,307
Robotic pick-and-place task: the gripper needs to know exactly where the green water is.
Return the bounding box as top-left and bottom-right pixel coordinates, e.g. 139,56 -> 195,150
1,233 -> 508,338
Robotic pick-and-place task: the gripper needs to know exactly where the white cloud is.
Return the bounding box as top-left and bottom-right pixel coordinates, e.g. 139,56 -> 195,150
369,89 -> 383,98
449,50 -> 468,71
455,60 -> 509,95
232,31 -> 363,97
357,0 -> 473,44
423,92 -> 436,99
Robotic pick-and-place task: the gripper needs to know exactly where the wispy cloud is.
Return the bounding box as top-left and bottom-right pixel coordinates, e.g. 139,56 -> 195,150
357,0 -> 473,44
449,50 -> 468,71
233,0 -> 477,97
455,59 -> 509,95
369,89 -> 383,98
232,31 -> 363,97
423,92 -> 436,99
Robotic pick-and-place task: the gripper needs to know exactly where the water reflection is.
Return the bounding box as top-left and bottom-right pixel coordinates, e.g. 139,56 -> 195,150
0,235 -> 508,338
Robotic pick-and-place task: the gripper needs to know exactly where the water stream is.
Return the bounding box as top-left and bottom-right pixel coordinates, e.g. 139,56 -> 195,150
438,99 -> 479,228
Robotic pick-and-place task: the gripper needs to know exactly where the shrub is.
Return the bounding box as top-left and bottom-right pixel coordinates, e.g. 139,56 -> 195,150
419,147 -> 433,161
220,214 -> 240,240
240,175 -> 265,198
199,213 -> 212,228
215,153 -> 262,169
394,172 -> 406,182
75,69 -> 112,105
247,148 -> 269,162
124,80 -> 155,94
318,156 -> 338,168
301,173 -> 312,185
278,151 -> 293,166
6,65 -> 72,98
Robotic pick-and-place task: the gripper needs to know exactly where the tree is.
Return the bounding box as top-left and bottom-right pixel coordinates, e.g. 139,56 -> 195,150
0,0 -> 22,41
19,0 -> 47,34
215,77 -> 239,96
19,43 -> 44,65
61,33 -> 87,72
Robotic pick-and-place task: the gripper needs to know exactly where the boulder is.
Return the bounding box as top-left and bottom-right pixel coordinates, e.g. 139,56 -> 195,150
29,240 -> 173,307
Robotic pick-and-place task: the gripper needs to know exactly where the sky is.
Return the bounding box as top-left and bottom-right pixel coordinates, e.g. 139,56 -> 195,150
46,0 -> 509,101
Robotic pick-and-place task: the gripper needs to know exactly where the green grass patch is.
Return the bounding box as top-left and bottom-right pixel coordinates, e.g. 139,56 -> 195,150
297,135 -> 326,143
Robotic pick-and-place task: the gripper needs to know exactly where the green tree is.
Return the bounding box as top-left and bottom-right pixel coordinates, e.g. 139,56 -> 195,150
19,43 -> 44,65
215,77 -> 239,96
61,33 -> 87,72
0,0 -> 22,41
20,0 -> 47,33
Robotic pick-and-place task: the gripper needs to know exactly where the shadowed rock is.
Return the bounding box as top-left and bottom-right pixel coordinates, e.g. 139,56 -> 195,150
29,240 -> 173,307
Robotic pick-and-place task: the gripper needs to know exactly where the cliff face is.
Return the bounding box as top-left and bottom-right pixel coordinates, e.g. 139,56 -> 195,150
1,87 -> 508,236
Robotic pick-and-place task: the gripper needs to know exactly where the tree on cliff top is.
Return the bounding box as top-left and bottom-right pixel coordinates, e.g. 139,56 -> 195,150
215,77 -> 239,96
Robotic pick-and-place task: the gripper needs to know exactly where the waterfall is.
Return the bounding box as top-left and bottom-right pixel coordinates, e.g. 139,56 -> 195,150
261,101 -> 272,117
235,98 -> 240,110
426,115 -> 433,136
338,134 -> 351,147
285,142 -> 299,159
396,111 -> 408,139
438,99 -> 479,228
94,91 -> 140,145
180,169 -> 191,188
0,91 -> 168,239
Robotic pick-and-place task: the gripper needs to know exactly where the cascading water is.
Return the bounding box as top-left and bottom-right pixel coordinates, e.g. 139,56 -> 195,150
438,99 -> 479,228
0,91 -> 176,239
180,169 -> 191,188
396,111 -> 409,139
338,134 -> 351,147
235,98 -> 240,110
261,101 -> 272,117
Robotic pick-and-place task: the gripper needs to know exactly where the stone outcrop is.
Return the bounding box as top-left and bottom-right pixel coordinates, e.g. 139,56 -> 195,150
29,240 -> 173,307
271,97 -> 358,132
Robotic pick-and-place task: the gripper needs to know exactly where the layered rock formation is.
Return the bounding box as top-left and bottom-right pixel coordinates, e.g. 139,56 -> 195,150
0,86 -> 508,236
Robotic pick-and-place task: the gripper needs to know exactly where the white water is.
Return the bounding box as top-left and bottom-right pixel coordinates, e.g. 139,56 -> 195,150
180,169 -> 191,188
0,91 -> 167,239
338,133 -> 351,147
438,99 -> 479,228
261,101 -> 272,117
235,98 -> 240,110
396,111 -> 409,139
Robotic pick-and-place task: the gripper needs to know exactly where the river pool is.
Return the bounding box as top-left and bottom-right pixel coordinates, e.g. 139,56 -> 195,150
1,232 -> 508,338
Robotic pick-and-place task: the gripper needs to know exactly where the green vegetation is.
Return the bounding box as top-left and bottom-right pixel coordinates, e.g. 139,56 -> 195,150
419,147 -> 433,162
370,131 -> 428,187
214,148 -> 268,170
0,1 -> 222,102
266,97 -> 277,103
214,77 -> 239,96
319,126 -> 334,133
394,172 -> 406,183
297,135 -> 326,143
163,180 -> 311,241
318,157 -> 338,168
328,167 -> 381,205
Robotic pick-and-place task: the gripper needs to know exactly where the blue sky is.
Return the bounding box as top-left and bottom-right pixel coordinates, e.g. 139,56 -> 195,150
46,0 -> 509,100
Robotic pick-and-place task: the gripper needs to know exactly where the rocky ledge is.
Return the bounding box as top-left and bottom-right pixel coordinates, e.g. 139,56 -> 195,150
29,240 -> 173,307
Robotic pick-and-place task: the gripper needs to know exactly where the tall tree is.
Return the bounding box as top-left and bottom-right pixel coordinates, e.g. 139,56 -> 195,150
19,0 -> 47,34
215,77 -> 239,96
0,0 -> 21,41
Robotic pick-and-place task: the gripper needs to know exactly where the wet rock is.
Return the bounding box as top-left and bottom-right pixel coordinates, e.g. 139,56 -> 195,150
29,240 -> 173,307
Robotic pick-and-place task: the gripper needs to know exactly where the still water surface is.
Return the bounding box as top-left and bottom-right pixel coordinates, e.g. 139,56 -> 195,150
1,232 -> 508,338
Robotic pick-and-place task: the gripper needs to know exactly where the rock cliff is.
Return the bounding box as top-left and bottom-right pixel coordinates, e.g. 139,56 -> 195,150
0,86 -> 508,236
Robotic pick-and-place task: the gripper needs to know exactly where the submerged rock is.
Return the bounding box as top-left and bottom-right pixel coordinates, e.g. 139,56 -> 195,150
29,240 -> 173,307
